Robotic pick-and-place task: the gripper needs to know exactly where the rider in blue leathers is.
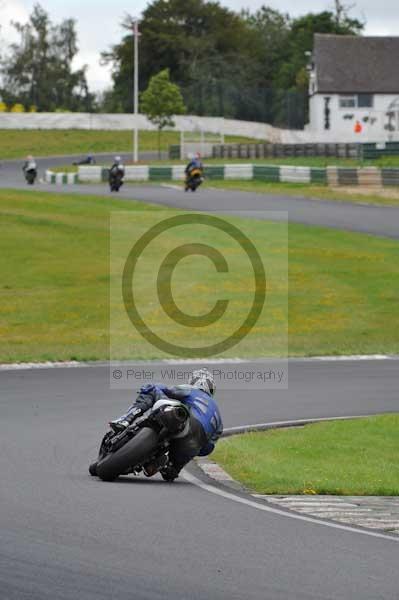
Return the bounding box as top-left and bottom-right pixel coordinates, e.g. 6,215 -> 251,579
185,152 -> 203,176
110,369 -> 223,481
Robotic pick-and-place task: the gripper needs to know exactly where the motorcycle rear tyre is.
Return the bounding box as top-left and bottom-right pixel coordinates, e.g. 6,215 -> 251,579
96,427 -> 159,481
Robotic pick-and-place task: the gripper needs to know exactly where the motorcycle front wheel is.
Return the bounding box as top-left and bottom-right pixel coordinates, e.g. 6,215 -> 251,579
96,427 -> 159,482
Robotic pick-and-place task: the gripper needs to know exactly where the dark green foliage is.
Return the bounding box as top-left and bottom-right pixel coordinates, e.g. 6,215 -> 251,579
0,3 -> 94,111
101,0 -> 363,126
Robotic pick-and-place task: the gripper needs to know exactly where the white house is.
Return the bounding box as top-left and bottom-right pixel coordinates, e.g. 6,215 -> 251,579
307,34 -> 399,143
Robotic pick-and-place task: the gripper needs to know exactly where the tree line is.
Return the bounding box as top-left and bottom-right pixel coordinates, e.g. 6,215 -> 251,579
0,1 -> 363,127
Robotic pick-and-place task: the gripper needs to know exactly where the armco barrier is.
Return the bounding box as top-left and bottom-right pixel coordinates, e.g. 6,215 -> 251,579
224,164 -> 253,180
338,168 -> 358,186
78,166 -> 102,182
310,168 -> 327,184
381,169 -> 399,186
149,166 -> 173,181
45,170 -> 78,184
357,167 -> 382,187
327,166 -> 389,187
280,166 -> 310,183
253,165 -> 280,182
41,164 -> 399,188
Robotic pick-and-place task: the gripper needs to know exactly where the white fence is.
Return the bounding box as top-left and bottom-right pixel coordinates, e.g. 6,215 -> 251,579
0,112 -> 317,144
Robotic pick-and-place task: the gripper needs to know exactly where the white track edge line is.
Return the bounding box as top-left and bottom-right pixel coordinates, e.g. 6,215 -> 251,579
1,355 -> 398,371
182,470 -> 399,543
223,415 -> 375,432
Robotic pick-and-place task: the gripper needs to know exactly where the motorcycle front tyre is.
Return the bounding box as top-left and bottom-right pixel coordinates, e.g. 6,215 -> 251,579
96,427 -> 159,481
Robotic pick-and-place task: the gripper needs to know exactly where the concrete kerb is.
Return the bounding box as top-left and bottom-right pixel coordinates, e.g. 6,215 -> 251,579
195,415 -> 399,536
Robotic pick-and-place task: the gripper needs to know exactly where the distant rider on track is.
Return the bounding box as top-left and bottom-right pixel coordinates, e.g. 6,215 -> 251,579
22,155 -> 37,184
184,152 -> 203,191
109,155 -> 125,191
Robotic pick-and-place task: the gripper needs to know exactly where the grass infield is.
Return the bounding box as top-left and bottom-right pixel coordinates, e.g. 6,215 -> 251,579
0,129 -> 256,160
208,180 -> 399,207
1,189 -> 399,362
212,415 -> 399,496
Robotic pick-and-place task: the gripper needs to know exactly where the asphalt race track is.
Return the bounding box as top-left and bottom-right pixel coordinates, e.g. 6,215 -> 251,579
2,153 -> 399,238
1,360 -> 399,600
1,156 -> 399,599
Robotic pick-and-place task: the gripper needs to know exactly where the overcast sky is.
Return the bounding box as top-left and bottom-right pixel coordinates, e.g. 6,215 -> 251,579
1,0 -> 398,92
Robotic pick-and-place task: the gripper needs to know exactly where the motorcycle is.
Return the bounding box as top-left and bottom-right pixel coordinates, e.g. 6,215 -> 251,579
24,168 -> 37,185
109,168 -> 124,192
89,398 -> 190,481
185,167 -> 203,192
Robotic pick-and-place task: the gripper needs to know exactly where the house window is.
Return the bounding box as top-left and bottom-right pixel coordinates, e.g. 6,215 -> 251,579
339,94 -> 374,109
339,96 -> 356,108
358,94 -> 374,108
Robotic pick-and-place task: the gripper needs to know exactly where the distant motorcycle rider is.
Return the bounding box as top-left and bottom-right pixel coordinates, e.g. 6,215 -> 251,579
109,155 -> 125,190
184,152 -> 203,191
22,154 -> 37,176
110,368 -> 223,481
73,154 -> 96,166
185,152 -> 203,177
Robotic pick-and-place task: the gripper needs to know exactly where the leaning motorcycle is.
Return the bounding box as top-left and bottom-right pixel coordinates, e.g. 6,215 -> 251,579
185,167 -> 203,192
89,398 -> 190,481
109,168 -> 124,192
24,168 -> 37,185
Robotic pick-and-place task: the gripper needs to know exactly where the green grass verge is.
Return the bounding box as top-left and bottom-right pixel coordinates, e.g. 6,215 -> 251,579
212,415 -> 399,495
206,155 -> 399,168
0,130 -> 257,160
208,180 -> 399,207
1,188 -> 399,362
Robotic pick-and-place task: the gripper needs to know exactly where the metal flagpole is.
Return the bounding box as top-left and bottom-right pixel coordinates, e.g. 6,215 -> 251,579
132,19 -> 140,163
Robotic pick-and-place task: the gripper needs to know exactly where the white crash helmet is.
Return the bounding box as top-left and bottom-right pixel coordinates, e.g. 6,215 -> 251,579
189,368 -> 215,396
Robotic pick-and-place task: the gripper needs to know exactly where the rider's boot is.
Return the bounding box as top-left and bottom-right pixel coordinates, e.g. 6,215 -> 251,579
109,406 -> 142,432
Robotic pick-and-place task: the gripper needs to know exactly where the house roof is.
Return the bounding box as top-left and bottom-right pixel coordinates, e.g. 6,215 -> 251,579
313,34 -> 399,94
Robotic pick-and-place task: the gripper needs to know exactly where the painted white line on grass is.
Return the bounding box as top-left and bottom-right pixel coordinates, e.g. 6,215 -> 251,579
182,470 -> 399,543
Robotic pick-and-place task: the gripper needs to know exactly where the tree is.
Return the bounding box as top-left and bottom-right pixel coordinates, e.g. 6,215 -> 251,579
0,3 -> 94,111
101,0 -> 253,114
140,69 -> 186,157
100,1 -> 363,127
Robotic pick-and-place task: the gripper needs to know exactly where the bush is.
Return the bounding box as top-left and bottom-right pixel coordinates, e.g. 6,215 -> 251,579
10,104 -> 25,113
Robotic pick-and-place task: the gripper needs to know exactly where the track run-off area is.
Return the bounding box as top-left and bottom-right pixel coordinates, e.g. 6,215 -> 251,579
1,157 -> 399,599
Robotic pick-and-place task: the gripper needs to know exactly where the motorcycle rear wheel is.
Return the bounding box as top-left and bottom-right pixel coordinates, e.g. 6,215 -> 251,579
96,427 -> 159,482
